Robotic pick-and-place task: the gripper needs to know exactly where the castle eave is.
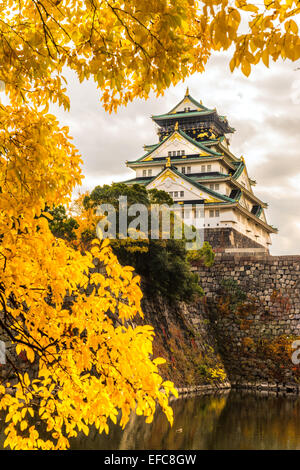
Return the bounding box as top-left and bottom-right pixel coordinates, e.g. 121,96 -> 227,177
237,204 -> 277,233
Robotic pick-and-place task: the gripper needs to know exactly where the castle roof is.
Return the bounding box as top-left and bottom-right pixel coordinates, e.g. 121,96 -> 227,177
151,89 -> 235,135
127,128 -> 222,166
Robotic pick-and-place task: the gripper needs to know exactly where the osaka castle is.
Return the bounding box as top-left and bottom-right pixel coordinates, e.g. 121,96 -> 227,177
122,89 -> 277,253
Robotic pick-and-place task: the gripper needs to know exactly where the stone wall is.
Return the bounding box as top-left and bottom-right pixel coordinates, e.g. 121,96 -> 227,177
192,253 -> 300,389
137,294 -> 230,390
203,227 -> 268,253
2,252 -> 300,393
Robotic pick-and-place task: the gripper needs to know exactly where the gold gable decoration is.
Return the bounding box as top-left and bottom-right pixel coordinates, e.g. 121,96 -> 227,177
157,169 -> 178,183
205,197 -> 222,203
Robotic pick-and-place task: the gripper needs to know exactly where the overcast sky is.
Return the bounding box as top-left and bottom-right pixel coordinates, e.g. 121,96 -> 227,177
52,51 -> 300,256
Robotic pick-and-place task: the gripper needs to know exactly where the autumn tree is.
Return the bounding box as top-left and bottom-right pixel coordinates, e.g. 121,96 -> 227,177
0,0 -> 299,450
65,183 -> 214,302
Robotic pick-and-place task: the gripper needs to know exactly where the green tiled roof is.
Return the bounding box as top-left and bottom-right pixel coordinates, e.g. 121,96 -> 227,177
186,94 -> 210,111
162,166 -> 237,204
122,166 -> 236,204
165,93 -> 211,115
152,109 -> 214,121
230,163 -> 268,208
127,128 -> 222,165
198,138 -> 220,146
120,177 -> 154,185
122,171 -> 230,187
143,144 -> 157,152
204,201 -> 236,206
232,161 -> 245,179
190,172 -> 230,181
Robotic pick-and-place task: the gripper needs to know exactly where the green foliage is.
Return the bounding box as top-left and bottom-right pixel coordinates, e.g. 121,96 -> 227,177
197,363 -> 227,382
55,183 -> 215,303
48,205 -> 79,241
84,183 -> 150,209
147,188 -> 174,205
186,241 -> 215,267
113,237 -> 204,302
219,278 -> 247,313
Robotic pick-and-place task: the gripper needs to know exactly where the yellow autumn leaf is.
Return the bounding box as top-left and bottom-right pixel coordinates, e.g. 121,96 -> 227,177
241,59 -> 251,76
153,358 -> 167,365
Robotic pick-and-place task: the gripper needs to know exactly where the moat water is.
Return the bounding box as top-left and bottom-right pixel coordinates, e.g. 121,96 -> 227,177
1,390 -> 300,450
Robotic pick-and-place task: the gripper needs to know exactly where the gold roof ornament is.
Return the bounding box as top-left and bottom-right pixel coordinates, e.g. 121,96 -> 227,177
185,87 -> 189,97
166,156 -> 171,167
197,131 -> 209,139
174,121 -> 179,131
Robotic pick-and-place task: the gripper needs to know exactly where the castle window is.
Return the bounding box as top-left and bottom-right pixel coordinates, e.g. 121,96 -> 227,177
207,164 -> 212,172
148,169 -> 152,176
182,167 -> 186,174
143,170 -> 147,177
209,209 -> 219,217
201,165 -> 206,172
181,150 -> 185,156
187,167 -> 191,174
180,191 -> 184,197
174,191 -> 178,198
215,183 -> 219,190
177,150 -> 181,156
168,151 -> 172,157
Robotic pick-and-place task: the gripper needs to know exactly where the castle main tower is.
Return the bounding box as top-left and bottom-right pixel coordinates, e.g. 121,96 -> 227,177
123,89 -> 277,253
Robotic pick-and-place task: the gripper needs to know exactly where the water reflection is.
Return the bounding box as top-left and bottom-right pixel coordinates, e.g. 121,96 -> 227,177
2,391 -> 300,450
68,392 -> 228,451
205,391 -> 300,450
69,391 -> 300,450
